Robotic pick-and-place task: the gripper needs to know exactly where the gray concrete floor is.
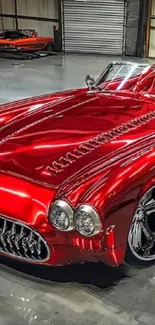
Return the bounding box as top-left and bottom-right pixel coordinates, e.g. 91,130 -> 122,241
0,53 -> 155,325
0,53 -> 154,104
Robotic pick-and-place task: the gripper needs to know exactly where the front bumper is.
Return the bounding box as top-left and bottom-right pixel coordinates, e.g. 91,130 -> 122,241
0,172 -> 126,268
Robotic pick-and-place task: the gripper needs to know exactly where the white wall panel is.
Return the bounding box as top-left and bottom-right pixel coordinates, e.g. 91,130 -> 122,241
0,0 -> 15,29
0,0 -> 14,15
0,0 -> 59,36
0,17 -> 15,29
152,0 -> 155,15
17,0 -> 58,19
149,29 -> 155,57
149,19 -> 155,57
18,19 -> 58,37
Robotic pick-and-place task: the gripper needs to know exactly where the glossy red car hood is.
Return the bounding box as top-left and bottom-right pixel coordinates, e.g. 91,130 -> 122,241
0,89 -> 154,188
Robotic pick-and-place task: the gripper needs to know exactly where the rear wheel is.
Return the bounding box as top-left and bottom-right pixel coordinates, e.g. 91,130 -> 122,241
125,186 -> 155,268
46,42 -> 54,52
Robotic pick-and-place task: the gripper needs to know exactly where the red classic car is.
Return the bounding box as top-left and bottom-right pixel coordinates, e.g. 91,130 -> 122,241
0,29 -> 54,52
0,61 -> 155,270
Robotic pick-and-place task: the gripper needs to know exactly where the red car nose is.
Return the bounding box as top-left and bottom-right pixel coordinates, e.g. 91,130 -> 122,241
0,172 -> 56,230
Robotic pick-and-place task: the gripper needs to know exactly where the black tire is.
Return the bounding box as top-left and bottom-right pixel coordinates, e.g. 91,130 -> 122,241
46,42 -> 54,52
124,186 -> 155,269
124,245 -> 155,269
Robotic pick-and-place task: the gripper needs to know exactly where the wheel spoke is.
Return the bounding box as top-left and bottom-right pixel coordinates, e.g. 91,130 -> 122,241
128,186 -> 155,262
142,240 -> 154,258
143,198 -> 155,214
129,219 -> 142,248
141,220 -> 155,241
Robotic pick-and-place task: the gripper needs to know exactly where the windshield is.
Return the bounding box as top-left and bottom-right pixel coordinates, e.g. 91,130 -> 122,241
94,62 -> 150,92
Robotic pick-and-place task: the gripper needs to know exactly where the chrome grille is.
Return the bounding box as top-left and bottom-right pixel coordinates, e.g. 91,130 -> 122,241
0,216 -> 49,262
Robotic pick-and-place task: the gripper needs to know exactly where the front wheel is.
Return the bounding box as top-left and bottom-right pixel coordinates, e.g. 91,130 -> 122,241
125,186 -> 155,268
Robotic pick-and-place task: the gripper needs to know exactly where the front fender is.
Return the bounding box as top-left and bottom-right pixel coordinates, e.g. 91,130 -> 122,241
65,148 -> 155,250
91,149 -> 155,249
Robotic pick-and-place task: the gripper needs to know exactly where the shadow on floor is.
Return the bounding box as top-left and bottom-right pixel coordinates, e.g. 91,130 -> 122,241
0,256 -> 127,290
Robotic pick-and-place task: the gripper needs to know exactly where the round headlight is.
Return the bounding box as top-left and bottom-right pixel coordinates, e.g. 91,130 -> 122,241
49,200 -> 74,231
75,205 -> 102,237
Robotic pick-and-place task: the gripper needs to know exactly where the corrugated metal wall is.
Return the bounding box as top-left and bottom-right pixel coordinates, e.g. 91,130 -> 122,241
17,0 -> 58,18
0,0 -> 15,29
0,0 -> 58,37
63,0 -> 125,55
17,20 -> 57,37
125,0 -> 140,56
17,0 -> 58,37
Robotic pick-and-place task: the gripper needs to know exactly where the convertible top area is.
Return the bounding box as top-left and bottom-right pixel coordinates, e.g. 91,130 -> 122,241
0,29 -> 36,39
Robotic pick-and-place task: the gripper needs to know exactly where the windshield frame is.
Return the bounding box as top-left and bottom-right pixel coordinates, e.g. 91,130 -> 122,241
93,61 -> 150,92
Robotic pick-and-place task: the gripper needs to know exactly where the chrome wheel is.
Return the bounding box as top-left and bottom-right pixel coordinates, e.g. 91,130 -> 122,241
128,187 -> 155,262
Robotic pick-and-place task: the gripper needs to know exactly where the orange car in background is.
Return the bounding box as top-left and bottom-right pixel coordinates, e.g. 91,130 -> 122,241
0,29 -> 54,52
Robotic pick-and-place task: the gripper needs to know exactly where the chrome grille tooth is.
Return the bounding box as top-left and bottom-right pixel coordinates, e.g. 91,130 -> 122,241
0,216 -> 49,261
21,235 -> 30,258
14,234 -> 23,257
20,226 -> 24,237
29,231 -> 36,259
11,223 -> 16,234
10,223 -> 18,255
33,239 -> 40,259
0,220 -> 9,253
37,238 -> 42,257
5,230 -> 14,253
28,231 -> 38,259
15,226 -> 24,257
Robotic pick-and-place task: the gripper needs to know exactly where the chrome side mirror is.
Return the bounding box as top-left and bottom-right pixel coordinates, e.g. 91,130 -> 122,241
85,74 -> 95,89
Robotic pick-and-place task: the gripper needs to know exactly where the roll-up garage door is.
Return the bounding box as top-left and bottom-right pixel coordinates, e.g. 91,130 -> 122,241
63,0 -> 125,55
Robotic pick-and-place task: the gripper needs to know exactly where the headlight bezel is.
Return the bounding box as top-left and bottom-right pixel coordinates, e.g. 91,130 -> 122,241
74,204 -> 102,237
49,199 -> 75,232
49,200 -> 102,237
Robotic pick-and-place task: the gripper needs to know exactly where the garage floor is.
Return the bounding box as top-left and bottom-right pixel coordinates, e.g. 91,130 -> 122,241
0,53 -> 153,104
0,53 -> 155,325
